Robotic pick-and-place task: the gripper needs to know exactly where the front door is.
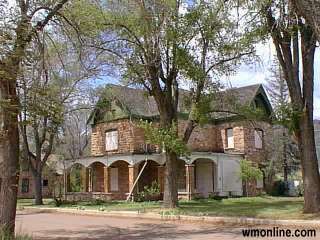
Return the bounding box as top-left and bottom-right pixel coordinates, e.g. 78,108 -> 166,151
196,161 -> 214,197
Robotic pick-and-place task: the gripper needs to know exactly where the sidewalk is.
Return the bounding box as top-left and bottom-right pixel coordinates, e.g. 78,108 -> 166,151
22,206 -> 320,228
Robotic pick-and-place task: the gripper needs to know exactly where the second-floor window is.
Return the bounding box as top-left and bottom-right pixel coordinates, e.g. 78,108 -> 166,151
254,129 -> 263,149
105,130 -> 118,151
226,128 -> 234,149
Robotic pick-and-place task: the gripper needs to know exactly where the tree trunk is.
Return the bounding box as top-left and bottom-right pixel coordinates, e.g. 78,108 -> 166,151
33,172 -> 43,205
0,83 -> 19,235
298,25 -> 320,213
283,131 -> 289,195
291,0 -> 320,42
163,151 -> 178,208
157,91 -> 179,208
297,114 -> 320,213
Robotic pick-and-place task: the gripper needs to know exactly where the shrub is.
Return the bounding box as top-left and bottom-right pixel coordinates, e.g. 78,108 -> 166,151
0,228 -> 32,240
53,197 -> 62,207
270,180 -> 287,196
239,159 -> 263,196
92,199 -> 105,205
135,181 -> 160,202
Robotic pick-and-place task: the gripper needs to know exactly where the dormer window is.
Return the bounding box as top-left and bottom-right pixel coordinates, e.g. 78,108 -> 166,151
254,129 -> 263,149
226,128 -> 234,149
105,130 -> 118,151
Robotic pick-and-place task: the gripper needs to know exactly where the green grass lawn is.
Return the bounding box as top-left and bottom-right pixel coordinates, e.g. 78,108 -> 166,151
17,196 -> 320,220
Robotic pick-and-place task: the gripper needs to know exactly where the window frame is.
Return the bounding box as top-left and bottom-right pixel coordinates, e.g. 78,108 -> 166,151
226,128 -> 234,149
254,129 -> 264,149
105,129 -> 119,152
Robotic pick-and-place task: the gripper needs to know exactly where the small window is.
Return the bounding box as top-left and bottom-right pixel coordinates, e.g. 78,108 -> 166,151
105,130 -> 118,151
254,129 -> 263,149
21,178 -> 29,193
226,128 -> 234,149
42,179 -> 49,187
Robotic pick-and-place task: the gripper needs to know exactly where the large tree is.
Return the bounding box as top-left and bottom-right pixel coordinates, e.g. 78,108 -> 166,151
0,0 -> 68,234
263,0 -> 320,213
70,0 -> 258,207
18,31 -> 96,205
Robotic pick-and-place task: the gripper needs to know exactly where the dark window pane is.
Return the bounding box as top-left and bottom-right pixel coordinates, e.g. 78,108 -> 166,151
42,179 -> 49,187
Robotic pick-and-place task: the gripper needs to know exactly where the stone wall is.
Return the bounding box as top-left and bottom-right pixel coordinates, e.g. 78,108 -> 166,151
178,120 -> 221,152
216,120 -> 272,164
91,118 -> 272,166
17,170 -> 54,199
91,119 -> 153,156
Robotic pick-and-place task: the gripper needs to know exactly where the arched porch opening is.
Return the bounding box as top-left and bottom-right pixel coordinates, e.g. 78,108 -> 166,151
68,163 -> 87,192
109,160 -> 129,194
194,158 -> 217,197
137,160 -> 160,192
90,162 -> 105,192
177,159 -> 186,192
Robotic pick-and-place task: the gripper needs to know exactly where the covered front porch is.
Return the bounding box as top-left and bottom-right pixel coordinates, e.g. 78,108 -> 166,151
63,152 -> 244,201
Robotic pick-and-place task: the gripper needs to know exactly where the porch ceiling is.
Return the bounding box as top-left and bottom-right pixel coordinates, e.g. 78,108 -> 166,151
64,152 -> 244,169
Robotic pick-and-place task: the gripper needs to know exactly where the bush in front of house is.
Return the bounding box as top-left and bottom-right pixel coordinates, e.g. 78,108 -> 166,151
135,181 -> 161,202
270,180 -> 287,196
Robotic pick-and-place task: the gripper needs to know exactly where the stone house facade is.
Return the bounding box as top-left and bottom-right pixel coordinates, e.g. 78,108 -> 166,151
64,84 -> 273,201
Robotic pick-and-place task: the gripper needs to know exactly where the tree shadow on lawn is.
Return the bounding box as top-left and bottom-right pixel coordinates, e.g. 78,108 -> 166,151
33,222 -> 241,240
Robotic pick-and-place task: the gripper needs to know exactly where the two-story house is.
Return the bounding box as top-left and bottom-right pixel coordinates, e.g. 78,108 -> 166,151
63,83 -> 273,201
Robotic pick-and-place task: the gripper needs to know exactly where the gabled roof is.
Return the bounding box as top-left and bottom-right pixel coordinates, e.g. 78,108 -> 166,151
89,83 -> 272,125
102,84 -> 159,117
222,84 -> 263,105
216,84 -> 272,114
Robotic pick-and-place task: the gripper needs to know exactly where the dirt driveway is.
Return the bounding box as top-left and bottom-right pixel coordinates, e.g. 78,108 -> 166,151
16,211 -> 319,240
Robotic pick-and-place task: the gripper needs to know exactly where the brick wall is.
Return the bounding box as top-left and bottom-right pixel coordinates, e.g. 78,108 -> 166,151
178,120 -> 221,152
243,121 -> 273,164
91,119 -> 150,156
17,169 -> 55,199
216,121 -> 272,164
91,118 -> 272,166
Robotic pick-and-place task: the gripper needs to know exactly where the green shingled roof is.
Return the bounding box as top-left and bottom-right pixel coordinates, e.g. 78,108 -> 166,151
89,83 -> 272,125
